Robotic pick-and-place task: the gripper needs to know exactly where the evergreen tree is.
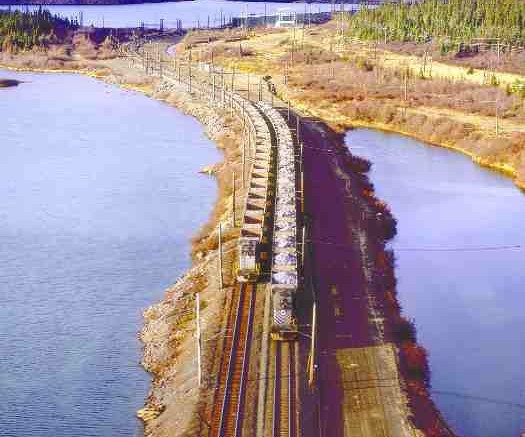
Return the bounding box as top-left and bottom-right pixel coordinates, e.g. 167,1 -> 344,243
0,9 -> 71,52
348,0 -> 525,46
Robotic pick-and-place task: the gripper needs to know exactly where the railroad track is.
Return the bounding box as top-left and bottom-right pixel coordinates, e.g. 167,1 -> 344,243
273,342 -> 298,437
209,283 -> 255,437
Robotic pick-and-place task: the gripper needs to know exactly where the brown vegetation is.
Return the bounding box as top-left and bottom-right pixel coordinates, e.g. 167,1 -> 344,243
341,150 -> 453,437
382,39 -> 525,77
72,34 -> 117,60
181,24 -> 525,188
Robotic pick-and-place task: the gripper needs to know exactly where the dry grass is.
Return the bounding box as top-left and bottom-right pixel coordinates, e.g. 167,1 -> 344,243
383,40 -> 525,76
0,30 -> 117,70
287,60 -> 525,122
181,24 -> 525,186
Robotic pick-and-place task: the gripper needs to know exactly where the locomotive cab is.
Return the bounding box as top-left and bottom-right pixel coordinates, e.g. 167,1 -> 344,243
270,286 -> 298,341
237,237 -> 260,282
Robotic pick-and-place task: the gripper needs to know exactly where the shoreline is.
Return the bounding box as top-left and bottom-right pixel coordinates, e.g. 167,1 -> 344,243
0,59 -> 246,436
349,120 -> 522,185
3,60 -> 522,192
288,99 -> 525,193
2,50 -> 519,437
0,60 -> 476,437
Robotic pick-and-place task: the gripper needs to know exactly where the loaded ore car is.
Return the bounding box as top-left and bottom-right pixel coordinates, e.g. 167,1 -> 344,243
236,97 -> 274,282
270,195 -> 299,340
266,101 -> 299,341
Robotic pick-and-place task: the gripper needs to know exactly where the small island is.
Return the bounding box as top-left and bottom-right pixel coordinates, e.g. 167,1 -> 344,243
0,78 -> 21,87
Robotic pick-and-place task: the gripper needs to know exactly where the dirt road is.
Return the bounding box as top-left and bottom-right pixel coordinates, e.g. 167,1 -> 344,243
298,116 -> 427,437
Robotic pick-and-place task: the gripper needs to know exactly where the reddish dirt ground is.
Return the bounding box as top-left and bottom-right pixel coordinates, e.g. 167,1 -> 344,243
297,114 -> 455,437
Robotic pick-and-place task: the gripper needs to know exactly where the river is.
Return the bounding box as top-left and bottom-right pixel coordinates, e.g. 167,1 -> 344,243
0,0 -> 348,28
346,128 -> 525,437
0,70 -> 220,437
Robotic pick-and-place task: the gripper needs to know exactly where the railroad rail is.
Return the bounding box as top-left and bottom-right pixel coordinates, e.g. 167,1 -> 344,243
209,283 -> 255,437
122,43 -> 302,437
273,342 -> 298,437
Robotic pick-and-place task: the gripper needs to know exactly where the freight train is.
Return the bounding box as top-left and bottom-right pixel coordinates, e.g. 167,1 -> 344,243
261,103 -> 299,341
235,99 -> 299,341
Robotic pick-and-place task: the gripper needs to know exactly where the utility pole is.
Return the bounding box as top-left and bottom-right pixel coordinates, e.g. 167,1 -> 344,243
404,71 -> 408,102
242,135 -> 246,187
302,224 -> 306,264
232,172 -> 236,227
496,100 -> 500,136
189,48 -> 192,93
212,72 -> 216,101
218,223 -> 224,290
221,67 -> 225,105
300,142 -> 304,214
308,301 -> 317,389
196,292 -> 202,387
296,114 -> 301,143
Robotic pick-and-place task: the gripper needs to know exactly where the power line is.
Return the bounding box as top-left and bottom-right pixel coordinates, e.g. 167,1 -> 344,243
432,390 -> 525,410
308,239 -> 522,252
394,245 -> 522,252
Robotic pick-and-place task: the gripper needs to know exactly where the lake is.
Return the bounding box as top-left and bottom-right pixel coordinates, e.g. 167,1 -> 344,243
0,70 -> 220,437
346,128 -> 525,437
0,0 -> 349,28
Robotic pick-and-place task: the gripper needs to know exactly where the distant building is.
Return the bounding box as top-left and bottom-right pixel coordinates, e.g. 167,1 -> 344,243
275,8 -> 297,28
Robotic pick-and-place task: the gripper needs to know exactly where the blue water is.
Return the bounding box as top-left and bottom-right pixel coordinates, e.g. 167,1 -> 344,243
0,0 -> 345,28
0,70 -> 220,437
346,129 -> 525,437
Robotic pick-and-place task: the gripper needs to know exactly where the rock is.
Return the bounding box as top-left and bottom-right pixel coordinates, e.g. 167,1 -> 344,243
200,164 -> 217,175
136,404 -> 165,422
0,79 -> 21,88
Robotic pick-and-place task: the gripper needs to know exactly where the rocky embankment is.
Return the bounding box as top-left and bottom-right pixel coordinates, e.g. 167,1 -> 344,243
119,76 -> 244,437
0,43 -> 249,434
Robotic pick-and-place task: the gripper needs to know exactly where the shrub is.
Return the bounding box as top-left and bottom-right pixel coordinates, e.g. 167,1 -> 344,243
394,317 -> 416,343
400,342 -> 430,383
73,34 -> 97,60
355,56 -> 374,72
489,73 -> 500,87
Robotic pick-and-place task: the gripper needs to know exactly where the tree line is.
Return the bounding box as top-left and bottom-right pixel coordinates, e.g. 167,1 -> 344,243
0,9 -> 72,52
347,0 -> 525,46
